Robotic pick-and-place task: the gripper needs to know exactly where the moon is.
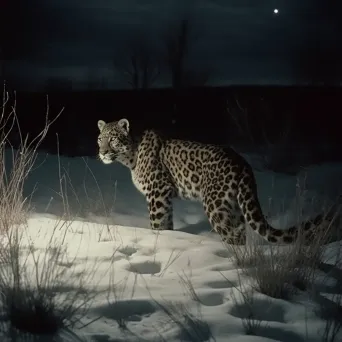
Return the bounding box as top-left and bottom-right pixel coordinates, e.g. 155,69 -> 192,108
273,8 -> 279,14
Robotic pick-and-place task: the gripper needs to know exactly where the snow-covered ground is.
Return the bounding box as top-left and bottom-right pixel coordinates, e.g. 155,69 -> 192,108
1,150 -> 342,341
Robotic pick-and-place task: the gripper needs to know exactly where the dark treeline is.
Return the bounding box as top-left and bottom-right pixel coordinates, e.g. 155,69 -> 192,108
3,85 -> 341,158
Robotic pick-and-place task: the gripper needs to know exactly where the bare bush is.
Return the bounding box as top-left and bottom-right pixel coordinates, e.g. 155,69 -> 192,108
0,89 -> 104,338
0,223 -> 101,336
226,203 -> 340,300
0,89 -> 61,233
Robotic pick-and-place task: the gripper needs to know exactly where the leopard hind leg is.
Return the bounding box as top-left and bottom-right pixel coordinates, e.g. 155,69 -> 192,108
203,195 -> 246,245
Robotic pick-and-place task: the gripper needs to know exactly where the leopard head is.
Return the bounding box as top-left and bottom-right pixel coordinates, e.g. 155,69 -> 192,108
97,118 -> 133,164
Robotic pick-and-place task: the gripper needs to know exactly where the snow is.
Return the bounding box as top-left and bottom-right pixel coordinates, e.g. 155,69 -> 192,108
1,150 -> 342,341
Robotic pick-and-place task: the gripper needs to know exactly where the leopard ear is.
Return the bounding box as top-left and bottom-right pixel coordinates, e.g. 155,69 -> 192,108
118,118 -> 129,133
97,120 -> 106,132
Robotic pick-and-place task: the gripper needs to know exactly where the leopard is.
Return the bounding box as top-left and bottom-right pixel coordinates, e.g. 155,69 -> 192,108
96,118 -> 337,245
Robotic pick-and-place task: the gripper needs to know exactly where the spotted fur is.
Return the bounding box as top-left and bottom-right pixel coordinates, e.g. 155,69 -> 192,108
97,118 -> 336,245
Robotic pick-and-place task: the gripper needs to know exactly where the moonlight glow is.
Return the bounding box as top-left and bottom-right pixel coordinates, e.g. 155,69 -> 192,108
273,8 -> 279,14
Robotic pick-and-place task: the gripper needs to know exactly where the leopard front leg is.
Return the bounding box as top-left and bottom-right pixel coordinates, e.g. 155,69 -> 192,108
146,187 -> 174,230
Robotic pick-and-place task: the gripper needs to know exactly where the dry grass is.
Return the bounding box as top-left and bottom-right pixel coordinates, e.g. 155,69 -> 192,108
142,264 -> 215,342
224,270 -> 267,335
0,88 -> 104,339
0,224 -> 101,336
313,242 -> 342,342
228,242 -> 316,299
225,193 -> 341,340
226,199 -> 340,300
0,90 -> 60,234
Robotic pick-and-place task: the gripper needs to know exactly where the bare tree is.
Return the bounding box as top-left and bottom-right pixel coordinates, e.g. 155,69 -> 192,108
113,34 -> 160,90
292,2 -> 342,85
162,17 -> 211,89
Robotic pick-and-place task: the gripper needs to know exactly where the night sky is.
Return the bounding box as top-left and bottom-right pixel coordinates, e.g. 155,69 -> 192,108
1,0 -> 341,90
